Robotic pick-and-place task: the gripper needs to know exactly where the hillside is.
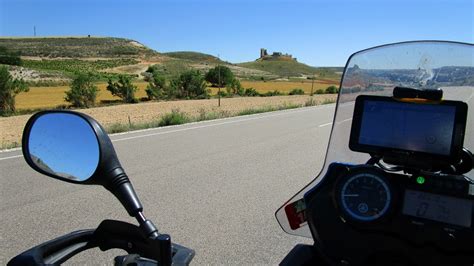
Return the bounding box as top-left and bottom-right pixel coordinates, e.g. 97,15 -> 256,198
163,51 -> 226,64
0,37 -> 340,82
238,59 -> 319,77
0,37 -> 158,58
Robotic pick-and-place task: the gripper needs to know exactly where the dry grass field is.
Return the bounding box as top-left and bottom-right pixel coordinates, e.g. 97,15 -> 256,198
15,82 -> 149,109
15,80 -> 338,110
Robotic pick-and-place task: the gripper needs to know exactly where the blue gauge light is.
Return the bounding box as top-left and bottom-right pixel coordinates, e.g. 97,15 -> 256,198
340,173 -> 391,221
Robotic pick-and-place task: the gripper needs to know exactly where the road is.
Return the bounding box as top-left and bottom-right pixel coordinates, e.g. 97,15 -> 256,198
0,104 -> 335,265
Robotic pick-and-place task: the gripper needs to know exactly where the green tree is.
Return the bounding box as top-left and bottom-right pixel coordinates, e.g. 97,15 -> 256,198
205,65 -> 234,87
170,70 -> 208,99
226,78 -> 244,95
146,72 -> 167,100
0,66 -> 28,115
65,73 -> 98,108
107,75 -> 138,103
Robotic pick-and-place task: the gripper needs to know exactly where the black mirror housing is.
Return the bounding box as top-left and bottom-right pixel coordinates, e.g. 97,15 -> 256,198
22,110 -> 143,216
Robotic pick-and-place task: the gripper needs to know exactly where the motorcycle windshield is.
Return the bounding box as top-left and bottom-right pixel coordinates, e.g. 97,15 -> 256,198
276,41 -> 474,237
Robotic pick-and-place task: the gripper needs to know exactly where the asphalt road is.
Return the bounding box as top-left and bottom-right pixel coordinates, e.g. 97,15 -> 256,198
0,104 -> 335,265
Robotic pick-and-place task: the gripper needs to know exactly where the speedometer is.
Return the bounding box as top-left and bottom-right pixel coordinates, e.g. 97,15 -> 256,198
339,172 -> 391,222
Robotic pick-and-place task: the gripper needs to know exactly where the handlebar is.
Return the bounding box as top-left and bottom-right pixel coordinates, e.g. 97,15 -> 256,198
8,220 -> 194,266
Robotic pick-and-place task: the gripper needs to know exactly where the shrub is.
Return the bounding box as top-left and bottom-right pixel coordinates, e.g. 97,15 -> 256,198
261,90 -> 283,97
170,70 -> 209,99
205,65 -> 234,87
158,110 -> 190,126
0,66 -> 29,115
217,90 -> 229,97
65,72 -> 98,108
244,87 -> 259,97
325,85 -> 338,94
315,89 -> 325,94
289,88 -> 305,95
107,75 -> 138,103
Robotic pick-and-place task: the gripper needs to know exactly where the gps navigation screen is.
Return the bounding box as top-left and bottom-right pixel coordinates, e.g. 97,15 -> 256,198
358,100 -> 456,155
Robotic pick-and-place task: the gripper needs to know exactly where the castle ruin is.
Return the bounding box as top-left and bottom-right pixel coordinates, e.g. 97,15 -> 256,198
259,48 -> 296,61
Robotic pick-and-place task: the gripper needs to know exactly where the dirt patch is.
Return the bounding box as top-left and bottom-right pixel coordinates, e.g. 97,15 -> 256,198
0,95 -> 336,148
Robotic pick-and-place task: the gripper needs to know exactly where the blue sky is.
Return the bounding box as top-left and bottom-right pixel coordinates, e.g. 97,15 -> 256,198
1,0 -> 472,66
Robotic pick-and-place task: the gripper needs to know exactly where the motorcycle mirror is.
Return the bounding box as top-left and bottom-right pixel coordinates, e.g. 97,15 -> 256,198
22,111 -> 158,237
24,112 -> 100,182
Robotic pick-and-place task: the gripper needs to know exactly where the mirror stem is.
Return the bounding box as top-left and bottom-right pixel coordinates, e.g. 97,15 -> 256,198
136,212 -> 159,238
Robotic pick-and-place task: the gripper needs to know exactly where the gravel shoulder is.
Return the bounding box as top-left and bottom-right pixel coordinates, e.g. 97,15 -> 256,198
0,95 -> 336,148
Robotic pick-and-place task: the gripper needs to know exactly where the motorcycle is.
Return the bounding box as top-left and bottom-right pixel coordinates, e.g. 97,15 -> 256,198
8,41 -> 474,265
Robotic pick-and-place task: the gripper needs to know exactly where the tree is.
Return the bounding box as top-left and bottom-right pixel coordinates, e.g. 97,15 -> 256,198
0,66 -> 28,115
65,72 -> 98,108
205,65 -> 234,87
107,75 -> 138,103
325,85 -> 338,94
145,72 -> 167,100
226,78 -> 244,96
170,70 -> 208,99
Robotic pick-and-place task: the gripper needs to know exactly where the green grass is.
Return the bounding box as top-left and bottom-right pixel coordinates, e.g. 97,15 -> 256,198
147,59 -> 191,78
238,60 -> 317,77
237,103 -> 302,116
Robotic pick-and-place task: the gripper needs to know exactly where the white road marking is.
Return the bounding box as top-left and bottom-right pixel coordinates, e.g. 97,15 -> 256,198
0,147 -> 21,153
0,105 -> 336,161
318,122 -> 333,128
112,106 -> 333,142
318,118 -> 353,128
0,154 -> 23,161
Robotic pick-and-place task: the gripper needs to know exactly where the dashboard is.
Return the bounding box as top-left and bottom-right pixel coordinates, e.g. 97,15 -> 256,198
304,163 -> 474,266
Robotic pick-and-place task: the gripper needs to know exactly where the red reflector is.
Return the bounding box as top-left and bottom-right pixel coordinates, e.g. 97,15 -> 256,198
284,199 -> 307,230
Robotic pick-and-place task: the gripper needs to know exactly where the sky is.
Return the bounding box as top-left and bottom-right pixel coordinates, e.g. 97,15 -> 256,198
0,0 -> 472,66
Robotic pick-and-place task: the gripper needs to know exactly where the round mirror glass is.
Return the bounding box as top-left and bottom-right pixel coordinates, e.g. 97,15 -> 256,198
27,113 -> 100,181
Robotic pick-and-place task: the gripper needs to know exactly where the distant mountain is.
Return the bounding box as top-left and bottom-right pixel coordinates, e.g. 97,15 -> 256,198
30,154 -> 55,174
0,37 -> 158,58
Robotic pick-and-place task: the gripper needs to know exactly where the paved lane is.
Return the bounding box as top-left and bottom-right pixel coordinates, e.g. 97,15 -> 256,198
0,105 -> 335,265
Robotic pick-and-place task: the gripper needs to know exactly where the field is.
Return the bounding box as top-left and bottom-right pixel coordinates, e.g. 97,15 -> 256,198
15,80 -> 339,110
15,82 -> 149,109
240,80 -> 338,93
23,58 -> 139,74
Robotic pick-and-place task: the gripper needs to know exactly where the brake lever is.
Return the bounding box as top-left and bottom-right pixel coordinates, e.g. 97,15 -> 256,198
92,219 -> 172,264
